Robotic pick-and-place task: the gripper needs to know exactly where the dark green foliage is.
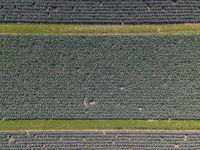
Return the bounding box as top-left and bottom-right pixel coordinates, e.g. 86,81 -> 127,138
0,130 -> 199,149
0,35 -> 200,119
0,0 -> 200,24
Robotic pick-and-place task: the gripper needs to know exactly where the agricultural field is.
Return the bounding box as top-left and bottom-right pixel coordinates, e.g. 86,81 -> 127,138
1,0 -> 200,149
1,23 -> 200,148
1,34 -> 200,120
1,130 -> 200,149
0,0 -> 200,24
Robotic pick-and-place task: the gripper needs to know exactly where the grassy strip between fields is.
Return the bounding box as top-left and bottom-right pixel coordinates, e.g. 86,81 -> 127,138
1,23 -> 200,35
1,120 -> 200,131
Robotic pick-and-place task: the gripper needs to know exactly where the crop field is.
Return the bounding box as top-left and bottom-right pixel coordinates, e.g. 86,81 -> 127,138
1,0 -> 200,148
1,23 -> 200,148
1,130 -> 200,149
1,34 -> 200,120
0,0 -> 200,24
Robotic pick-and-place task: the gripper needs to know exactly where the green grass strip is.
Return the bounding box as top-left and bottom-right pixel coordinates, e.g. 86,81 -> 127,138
1,23 -> 200,35
1,120 -> 200,131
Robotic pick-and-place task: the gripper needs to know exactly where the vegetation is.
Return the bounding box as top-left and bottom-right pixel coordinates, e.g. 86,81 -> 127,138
1,35 -> 199,120
1,120 -> 200,130
1,24 -> 200,131
1,23 -> 200,35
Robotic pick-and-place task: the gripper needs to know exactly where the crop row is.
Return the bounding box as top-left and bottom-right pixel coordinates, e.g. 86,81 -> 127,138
1,130 -> 200,149
0,0 -> 200,24
0,35 -> 200,120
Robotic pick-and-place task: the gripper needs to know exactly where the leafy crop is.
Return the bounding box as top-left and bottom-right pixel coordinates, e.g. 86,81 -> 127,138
0,35 -> 200,120
0,0 -> 200,24
0,130 -> 199,149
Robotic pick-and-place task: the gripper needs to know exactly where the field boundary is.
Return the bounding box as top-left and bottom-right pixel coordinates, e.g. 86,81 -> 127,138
1,129 -> 200,132
1,23 -> 200,35
1,120 -> 200,131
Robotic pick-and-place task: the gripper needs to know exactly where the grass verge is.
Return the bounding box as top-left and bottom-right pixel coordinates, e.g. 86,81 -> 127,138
1,120 -> 200,131
0,23 -> 200,35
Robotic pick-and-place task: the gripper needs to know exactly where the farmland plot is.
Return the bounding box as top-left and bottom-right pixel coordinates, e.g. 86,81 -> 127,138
1,130 -> 200,149
0,35 -> 200,120
0,0 -> 200,24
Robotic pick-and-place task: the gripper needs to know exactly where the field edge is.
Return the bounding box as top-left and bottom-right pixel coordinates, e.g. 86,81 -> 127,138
1,120 -> 200,131
1,23 -> 200,35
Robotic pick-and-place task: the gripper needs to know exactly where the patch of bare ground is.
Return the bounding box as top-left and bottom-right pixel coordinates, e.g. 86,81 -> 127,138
7,135 -> 15,144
